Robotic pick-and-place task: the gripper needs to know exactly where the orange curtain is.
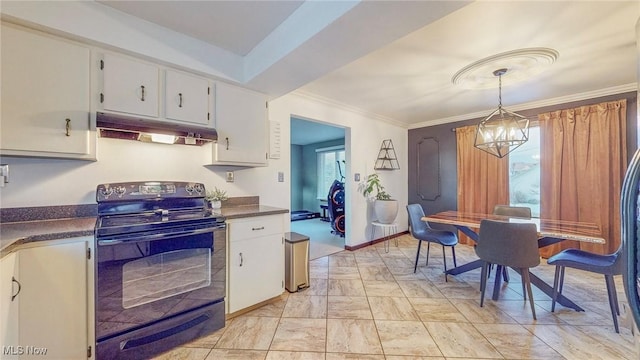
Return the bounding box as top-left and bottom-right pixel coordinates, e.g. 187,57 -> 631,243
456,125 -> 510,244
539,99 -> 627,258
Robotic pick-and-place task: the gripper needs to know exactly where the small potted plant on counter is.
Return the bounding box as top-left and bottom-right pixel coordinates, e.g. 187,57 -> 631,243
205,187 -> 228,210
360,173 -> 398,224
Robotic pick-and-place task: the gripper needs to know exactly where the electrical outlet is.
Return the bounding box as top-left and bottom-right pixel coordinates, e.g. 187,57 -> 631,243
278,172 -> 284,182
354,173 -> 360,182
226,171 -> 234,182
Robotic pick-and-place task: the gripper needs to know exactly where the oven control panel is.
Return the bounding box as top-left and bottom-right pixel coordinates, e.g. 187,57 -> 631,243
96,181 -> 206,201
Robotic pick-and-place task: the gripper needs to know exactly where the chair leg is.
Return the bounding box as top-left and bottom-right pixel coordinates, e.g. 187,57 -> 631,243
607,275 -> 621,315
502,267 -> 510,282
414,240 -> 422,273
480,261 -> 489,307
551,266 -> 562,312
604,274 -> 620,333
442,245 -> 448,282
451,246 -> 457,267
558,266 -> 565,295
492,265 -> 503,300
425,242 -> 431,266
522,278 -> 526,301
522,268 -> 537,320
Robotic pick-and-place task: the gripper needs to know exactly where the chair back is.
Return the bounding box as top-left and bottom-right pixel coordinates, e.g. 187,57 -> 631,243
610,244 -> 625,275
406,204 -> 431,238
493,205 -> 532,219
476,219 -> 540,268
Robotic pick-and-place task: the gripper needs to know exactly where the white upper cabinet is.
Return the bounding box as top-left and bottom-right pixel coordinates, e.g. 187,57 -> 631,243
165,70 -> 211,125
101,53 -> 160,118
0,23 -> 94,159
212,82 -> 268,166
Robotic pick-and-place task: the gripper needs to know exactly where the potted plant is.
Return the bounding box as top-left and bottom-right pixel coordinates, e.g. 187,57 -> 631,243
361,173 -> 398,224
205,187 -> 228,209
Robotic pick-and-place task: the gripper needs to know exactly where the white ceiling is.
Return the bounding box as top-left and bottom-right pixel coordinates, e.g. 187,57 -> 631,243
84,1 -> 640,127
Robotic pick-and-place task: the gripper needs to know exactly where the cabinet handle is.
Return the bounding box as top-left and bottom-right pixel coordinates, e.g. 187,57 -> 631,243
226,137 -> 229,150
11,277 -> 21,302
239,252 -> 243,267
178,93 -> 183,108
65,118 -> 71,136
252,226 -> 265,231
140,85 -> 146,102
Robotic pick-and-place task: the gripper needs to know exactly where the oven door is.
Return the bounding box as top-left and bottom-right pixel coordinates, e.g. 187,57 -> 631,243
95,225 -> 225,343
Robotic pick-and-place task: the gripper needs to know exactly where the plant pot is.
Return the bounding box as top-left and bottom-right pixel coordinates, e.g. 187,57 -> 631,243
374,199 -> 398,224
209,200 -> 222,209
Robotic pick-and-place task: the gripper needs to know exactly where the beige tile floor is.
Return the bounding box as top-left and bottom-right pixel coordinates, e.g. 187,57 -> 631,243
155,234 -> 639,360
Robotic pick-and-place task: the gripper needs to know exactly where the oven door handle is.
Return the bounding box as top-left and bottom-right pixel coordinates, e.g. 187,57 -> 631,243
97,226 -> 223,246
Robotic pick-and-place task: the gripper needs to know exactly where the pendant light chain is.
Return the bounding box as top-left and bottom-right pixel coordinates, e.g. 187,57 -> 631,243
498,73 -> 502,109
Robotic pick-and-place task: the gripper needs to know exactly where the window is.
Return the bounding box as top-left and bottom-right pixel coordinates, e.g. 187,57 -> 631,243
317,147 -> 345,199
508,126 -> 540,217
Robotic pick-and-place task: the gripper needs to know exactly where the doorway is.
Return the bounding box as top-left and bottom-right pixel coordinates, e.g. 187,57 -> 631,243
290,117 -> 346,259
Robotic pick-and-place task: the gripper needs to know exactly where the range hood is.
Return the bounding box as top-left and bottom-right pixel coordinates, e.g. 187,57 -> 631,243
96,112 -> 217,146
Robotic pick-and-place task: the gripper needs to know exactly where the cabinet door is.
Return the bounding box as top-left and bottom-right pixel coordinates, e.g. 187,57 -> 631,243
102,53 -> 159,118
18,241 -> 88,360
228,234 -> 283,313
1,24 -> 91,157
165,70 -> 210,125
0,252 -> 19,360
213,82 -> 267,165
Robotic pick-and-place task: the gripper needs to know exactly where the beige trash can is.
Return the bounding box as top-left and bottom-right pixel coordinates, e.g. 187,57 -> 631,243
285,232 -> 310,292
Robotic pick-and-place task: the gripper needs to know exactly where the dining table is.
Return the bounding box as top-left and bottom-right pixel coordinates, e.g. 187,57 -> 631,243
422,210 -> 605,312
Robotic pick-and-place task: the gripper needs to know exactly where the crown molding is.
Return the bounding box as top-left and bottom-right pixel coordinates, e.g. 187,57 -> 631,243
408,83 -> 638,129
291,90 -> 408,128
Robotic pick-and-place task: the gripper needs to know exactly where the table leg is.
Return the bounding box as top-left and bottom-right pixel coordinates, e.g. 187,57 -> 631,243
435,226 -> 585,311
454,225 -> 479,242
445,259 -> 483,275
511,268 -> 584,312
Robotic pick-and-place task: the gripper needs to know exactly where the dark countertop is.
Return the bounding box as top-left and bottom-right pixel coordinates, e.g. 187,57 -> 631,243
0,204 -> 288,257
218,204 -> 289,219
0,217 -> 97,256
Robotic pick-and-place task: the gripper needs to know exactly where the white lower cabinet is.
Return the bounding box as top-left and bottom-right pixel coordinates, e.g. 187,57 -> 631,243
0,238 -> 91,359
227,215 -> 284,314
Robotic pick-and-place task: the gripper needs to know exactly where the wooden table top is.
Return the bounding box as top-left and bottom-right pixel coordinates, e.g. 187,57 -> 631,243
422,210 -> 605,244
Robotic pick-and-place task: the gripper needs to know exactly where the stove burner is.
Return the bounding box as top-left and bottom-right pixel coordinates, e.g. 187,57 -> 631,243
95,181 -> 224,241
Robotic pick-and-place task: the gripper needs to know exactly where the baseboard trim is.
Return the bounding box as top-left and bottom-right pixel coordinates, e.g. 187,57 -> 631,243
344,230 -> 409,251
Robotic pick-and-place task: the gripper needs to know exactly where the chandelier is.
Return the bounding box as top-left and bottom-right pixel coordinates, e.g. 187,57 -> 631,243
474,68 -> 529,158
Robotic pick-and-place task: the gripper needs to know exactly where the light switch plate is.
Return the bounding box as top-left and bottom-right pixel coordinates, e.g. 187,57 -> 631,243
0,164 -> 8,187
278,171 -> 284,182
226,171 -> 234,182
354,173 -> 360,182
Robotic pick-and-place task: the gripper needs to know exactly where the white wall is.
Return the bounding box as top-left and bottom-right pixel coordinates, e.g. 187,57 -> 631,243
269,92 -> 409,248
0,139 -> 259,207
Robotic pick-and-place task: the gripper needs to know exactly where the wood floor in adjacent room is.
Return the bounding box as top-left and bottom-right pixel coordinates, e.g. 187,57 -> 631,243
155,234 -> 639,360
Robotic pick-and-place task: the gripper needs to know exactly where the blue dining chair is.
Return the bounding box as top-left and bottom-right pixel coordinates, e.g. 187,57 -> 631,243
493,205 -> 532,218
491,205 -> 532,282
547,245 -> 624,332
406,204 -> 458,281
476,219 -> 540,320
